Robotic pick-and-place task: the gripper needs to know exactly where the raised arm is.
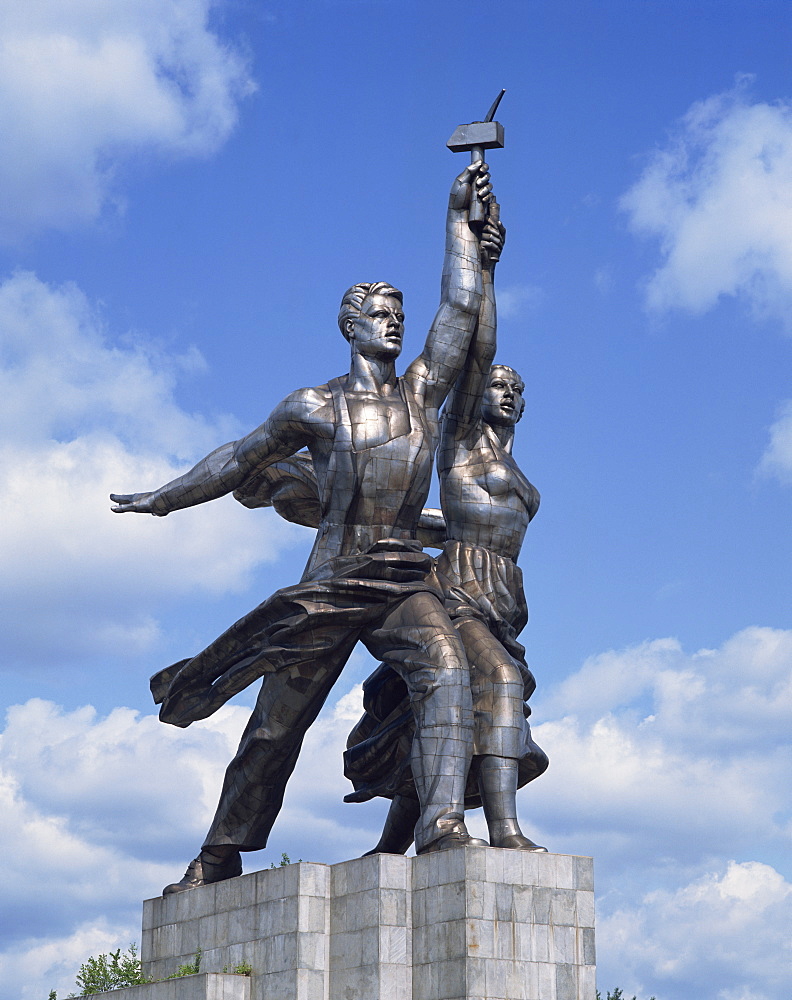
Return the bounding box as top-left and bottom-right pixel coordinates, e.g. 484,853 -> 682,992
403,162 -> 491,408
110,389 -> 323,515
441,202 -> 506,435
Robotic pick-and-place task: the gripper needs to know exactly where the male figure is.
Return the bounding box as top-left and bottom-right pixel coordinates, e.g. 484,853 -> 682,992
111,162 -> 500,891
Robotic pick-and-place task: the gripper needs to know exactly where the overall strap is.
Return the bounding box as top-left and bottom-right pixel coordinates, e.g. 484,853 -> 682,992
321,375 -> 359,528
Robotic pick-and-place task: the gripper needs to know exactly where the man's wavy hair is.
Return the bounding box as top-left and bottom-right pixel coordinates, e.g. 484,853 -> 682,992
338,282 -> 403,341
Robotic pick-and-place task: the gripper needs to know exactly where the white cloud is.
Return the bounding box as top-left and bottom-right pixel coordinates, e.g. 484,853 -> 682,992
0,681 -> 373,1000
599,861 -> 792,1000
758,398 -> 792,483
527,627 -> 792,863
0,695 -> 253,1000
0,270 -> 306,665
1,920 -> 141,1000
522,627 -> 792,999
0,0 -> 255,240
621,77 -> 792,329
1,627 -> 790,999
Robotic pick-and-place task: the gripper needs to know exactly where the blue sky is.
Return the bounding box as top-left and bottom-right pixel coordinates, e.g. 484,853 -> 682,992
0,2 -> 789,998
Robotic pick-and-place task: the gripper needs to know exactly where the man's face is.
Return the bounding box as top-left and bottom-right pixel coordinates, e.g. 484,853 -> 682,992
347,294 -> 405,359
482,368 -> 525,427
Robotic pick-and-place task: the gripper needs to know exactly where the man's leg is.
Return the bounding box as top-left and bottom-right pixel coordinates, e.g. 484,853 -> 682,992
164,627 -> 359,893
363,592 -> 484,853
364,793 -> 420,856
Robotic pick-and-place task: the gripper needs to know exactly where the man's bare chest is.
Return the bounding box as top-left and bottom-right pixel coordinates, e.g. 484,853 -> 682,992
344,390 -> 411,451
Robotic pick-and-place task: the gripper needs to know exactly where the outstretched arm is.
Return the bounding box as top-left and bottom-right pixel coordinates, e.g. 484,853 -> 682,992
403,162 -> 491,408
441,203 -> 505,435
110,390 -> 321,515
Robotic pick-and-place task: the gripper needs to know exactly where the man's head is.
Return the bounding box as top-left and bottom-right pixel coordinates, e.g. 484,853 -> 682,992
482,364 -> 525,427
338,282 -> 405,359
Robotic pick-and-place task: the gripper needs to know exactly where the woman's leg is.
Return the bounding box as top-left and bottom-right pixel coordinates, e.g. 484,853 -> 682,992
454,617 -> 546,851
476,754 -> 546,850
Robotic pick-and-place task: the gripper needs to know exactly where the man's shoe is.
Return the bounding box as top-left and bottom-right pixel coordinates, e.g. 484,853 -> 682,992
417,832 -> 489,854
162,850 -> 242,895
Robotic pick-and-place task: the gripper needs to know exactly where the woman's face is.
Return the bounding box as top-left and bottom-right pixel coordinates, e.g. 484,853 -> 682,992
482,367 -> 525,428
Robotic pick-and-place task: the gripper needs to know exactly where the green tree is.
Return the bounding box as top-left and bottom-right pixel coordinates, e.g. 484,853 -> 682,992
270,852 -> 300,867
72,943 -> 150,995
597,989 -> 657,1000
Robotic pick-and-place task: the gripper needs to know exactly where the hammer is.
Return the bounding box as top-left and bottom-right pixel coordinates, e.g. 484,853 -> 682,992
447,89 -> 506,230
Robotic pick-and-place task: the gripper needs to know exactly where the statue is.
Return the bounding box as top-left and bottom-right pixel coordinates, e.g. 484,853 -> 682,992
111,159 -> 505,893
343,200 -> 549,855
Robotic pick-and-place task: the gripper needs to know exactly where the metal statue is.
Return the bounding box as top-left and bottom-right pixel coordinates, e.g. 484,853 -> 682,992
111,158 -> 504,892
343,196 -> 549,855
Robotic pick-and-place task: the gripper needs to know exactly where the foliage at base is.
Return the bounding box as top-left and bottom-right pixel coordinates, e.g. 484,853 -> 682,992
70,943 -> 150,995
597,988 -> 657,1000
47,944 -> 254,997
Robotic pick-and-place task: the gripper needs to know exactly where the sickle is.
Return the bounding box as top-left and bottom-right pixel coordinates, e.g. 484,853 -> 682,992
484,89 -> 506,123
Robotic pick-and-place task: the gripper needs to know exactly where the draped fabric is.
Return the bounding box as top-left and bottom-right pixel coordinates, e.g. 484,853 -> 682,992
344,540 -> 548,807
151,539 -> 436,728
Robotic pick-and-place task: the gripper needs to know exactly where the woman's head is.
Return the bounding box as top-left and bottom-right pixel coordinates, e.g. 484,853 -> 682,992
482,365 -> 525,427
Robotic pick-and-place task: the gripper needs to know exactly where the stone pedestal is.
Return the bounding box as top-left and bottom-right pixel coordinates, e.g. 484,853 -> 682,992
140,849 -> 595,1000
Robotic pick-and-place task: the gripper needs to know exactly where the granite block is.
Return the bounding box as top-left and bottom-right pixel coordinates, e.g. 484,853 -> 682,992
465,955 -> 488,996
580,926 -> 596,966
574,856 -> 595,892
142,928 -> 154,963
499,847 -> 526,885
512,883 -> 534,922
557,962 -> 578,1000
531,921 -> 550,963
213,876 -> 251,915
294,967 -> 327,1000
380,961 -> 411,998
301,892 -> 329,933
299,862 -> 330,898
380,886 -> 409,926
518,850 -> 543,887
555,855 -> 577,890
514,918 -> 533,961
551,888 -> 578,926
578,961 -> 597,1000
257,865 -> 285,900
551,924 -> 577,965
467,916 -> 495,959
494,920 -> 519,961
329,928 -> 363,970
484,846 -> 506,883
151,923 -> 177,962
577,889 -> 596,928
537,960 -> 558,1000
532,885 -> 552,923
330,961 -> 383,998
494,881 -> 516,921
380,923 -> 408,964
378,853 -> 411,890
175,918 -> 201,957
430,956 -> 466,1000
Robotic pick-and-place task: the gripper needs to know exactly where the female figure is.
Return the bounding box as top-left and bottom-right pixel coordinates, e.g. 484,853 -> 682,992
344,207 -> 548,852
